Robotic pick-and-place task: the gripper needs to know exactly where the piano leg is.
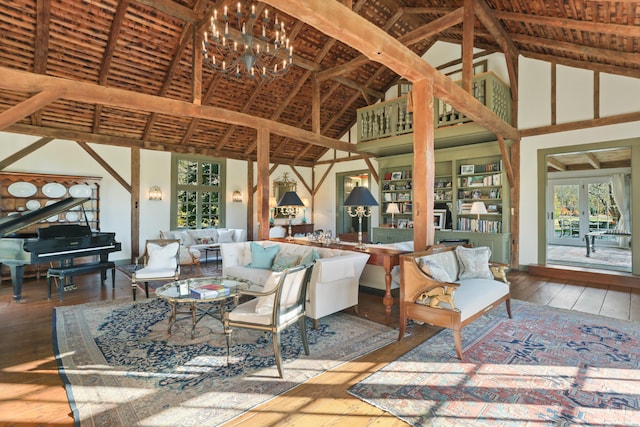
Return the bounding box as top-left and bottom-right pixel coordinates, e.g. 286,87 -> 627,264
8,264 -> 24,302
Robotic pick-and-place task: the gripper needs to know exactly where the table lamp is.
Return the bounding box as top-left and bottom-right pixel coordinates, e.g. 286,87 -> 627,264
470,201 -> 487,232
277,191 -> 305,240
344,186 -> 378,249
386,202 -> 400,228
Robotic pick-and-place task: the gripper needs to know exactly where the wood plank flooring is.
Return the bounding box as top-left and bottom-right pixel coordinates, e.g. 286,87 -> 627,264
0,269 -> 638,426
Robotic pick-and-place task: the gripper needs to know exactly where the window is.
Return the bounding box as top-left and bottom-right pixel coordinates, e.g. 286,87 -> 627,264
171,155 -> 226,229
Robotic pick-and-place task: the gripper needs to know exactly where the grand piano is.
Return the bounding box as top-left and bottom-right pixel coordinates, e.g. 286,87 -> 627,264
0,197 -> 121,302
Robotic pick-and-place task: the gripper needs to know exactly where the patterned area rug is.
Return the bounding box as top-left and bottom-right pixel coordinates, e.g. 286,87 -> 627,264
349,300 -> 640,426
54,298 -> 396,426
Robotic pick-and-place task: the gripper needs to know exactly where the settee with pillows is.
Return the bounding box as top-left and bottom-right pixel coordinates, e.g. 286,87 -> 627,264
159,228 -> 247,268
220,240 -> 370,325
398,244 -> 511,359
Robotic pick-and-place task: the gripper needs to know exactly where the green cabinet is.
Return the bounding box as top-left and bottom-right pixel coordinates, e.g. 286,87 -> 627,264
372,227 -> 413,244
434,230 -> 511,264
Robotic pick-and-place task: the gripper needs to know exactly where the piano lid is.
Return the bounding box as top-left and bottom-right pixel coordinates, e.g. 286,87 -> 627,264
0,197 -> 90,237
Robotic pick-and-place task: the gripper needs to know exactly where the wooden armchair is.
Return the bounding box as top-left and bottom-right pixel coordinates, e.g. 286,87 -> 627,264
131,239 -> 180,301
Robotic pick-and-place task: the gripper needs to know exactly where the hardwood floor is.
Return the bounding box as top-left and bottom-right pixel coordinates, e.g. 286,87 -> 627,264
0,269 -> 638,426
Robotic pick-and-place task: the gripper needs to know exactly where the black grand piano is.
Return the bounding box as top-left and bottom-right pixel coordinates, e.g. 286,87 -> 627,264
0,197 -> 121,302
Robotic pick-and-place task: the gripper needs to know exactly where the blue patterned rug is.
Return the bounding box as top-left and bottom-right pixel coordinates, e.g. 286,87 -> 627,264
53,298 -> 396,426
349,300 -> 640,426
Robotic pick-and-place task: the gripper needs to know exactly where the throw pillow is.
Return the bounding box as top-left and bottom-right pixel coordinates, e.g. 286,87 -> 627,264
418,258 -> 453,282
299,248 -> 319,265
146,242 -> 179,270
272,253 -> 301,272
255,271 -> 282,314
217,229 -> 235,243
456,246 -> 493,280
246,242 -> 280,269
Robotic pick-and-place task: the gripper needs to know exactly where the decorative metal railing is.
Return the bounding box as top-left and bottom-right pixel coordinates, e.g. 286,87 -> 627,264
357,72 -> 511,142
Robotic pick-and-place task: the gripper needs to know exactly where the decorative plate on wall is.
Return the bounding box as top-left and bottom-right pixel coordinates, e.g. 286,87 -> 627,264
26,200 -> 41,210
65,212 -> 79,222
69,184 -> 92,198
42,183 -> 67,198
8,182 -> 38,198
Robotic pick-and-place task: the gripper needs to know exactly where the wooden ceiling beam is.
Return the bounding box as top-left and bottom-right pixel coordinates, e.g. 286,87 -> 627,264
399,7 -> 464,46
0,68 -> 355,153
472,0 -> 519,99
585,152 -> 601,169
510,33 -> 640,68
547,157 -> 566,171
522,51 -> 640,80
32,0 -> 50,126
262,0 -> 518,140
6,123 -> 315,167
76,141 -> 132,192
0,90 -> 63,130
135,0 -> 197,23
0,137 -> 53,170
493,10 -> 640,39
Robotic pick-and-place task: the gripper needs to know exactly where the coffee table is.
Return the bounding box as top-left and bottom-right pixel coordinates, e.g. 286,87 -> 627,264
156,276 -> 252,339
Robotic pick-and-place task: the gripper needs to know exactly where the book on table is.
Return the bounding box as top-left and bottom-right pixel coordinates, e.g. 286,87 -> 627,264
190,283 -> 231,299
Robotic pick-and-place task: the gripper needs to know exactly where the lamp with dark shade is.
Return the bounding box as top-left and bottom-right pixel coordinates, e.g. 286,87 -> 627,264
277,191 -> 305,240
344,186 -> 378,249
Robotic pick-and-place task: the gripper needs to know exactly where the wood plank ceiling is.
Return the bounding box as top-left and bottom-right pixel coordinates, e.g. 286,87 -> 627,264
0,0 -> 638,167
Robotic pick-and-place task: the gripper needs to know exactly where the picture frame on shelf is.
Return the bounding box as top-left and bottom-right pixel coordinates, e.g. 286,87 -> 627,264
397,219 -> 408,229
391,171 -> 403,180
433,209 -> 447,229
460,164 -> 475,175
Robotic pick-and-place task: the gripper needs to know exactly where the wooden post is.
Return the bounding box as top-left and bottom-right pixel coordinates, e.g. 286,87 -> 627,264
257,128 -> 270,240
412,78 -> 435,252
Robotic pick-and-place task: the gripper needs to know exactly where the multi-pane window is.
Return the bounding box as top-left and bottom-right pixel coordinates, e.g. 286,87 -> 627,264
172,155 -> 225,229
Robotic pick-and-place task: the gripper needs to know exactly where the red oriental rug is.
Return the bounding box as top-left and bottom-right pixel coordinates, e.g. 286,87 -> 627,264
349,300 -> 640,426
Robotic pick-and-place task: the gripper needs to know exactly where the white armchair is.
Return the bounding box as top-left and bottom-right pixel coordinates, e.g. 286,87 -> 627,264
132,239 -> 180,301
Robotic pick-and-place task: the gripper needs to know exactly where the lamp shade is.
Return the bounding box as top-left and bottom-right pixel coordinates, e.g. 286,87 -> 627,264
386,202 -> 400,214
344,186 -> 379,207
277,191 -> 304,207
470,201 -> 488,215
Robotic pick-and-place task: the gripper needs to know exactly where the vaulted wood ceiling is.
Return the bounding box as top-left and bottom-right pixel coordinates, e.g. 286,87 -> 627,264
0,0 -> 638,167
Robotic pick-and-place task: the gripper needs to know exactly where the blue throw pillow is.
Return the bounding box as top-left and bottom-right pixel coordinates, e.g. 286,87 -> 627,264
247,242 -> 280,269
299,248 -> 319,265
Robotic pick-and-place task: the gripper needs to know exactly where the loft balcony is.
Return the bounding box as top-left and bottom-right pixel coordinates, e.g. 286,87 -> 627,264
356,72 -> 512,157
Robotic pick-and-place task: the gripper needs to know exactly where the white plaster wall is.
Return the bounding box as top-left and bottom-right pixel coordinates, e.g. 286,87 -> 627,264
601,73 -> 640,116
557,65 -> 593,123
518,57 -> 551,129
139,149 -> 171,249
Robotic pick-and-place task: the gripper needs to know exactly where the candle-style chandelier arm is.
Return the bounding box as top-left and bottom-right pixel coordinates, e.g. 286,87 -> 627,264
202,2 -> 293,79
346,206 -> 373,219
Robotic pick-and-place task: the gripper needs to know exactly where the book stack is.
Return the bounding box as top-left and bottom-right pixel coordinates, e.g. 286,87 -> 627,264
190,283 -> 231,299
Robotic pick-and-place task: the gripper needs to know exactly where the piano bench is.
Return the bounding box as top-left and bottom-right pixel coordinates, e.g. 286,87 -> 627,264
47,261 -> 116,301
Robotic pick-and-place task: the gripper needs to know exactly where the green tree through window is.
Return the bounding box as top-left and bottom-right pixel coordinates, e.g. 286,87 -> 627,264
172,155 -> 225,229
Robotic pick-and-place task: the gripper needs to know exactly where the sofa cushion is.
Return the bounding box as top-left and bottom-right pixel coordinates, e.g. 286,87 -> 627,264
272,253 -> 300,272
246,242 -> 280,269
456,246 -> 493,280
299,248 -> 319,265
417,251 -> 459,281
217,229 -> 235,243
225,265 -> 272,287
418,258 -> 453,282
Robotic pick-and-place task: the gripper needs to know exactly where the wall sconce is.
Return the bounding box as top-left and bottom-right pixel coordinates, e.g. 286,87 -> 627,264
232,190 -> 242,203
149,185 -> 162,201
344,186 -> 378,249
277,191 -> 305,240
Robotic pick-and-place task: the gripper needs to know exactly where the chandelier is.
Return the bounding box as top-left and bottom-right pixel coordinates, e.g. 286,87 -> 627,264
201,3 -> 293,79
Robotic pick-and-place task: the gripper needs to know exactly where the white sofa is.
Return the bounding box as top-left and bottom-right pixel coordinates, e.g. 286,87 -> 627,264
398,244 -> 511,359
220,240 -> 370,323
160,228 -> 247,263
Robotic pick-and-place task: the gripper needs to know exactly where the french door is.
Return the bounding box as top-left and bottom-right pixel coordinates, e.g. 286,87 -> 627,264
547,176 -> 619,247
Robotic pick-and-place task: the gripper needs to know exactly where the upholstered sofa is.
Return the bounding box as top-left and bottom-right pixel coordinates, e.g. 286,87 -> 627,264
160,228 -> 247,268
220,240 -> 370,324
398,244 -> 511,359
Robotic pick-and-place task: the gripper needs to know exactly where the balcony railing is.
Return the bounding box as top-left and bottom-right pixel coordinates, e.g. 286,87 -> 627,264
357,72 -> 511,142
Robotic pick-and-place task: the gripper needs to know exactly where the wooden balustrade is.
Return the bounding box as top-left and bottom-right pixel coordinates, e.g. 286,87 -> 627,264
357,72 -> 511,142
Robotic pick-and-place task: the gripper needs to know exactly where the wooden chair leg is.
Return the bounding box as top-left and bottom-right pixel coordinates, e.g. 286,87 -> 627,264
299,317 -> 309,355
273,331 -> 284,378
453,328 -> 463,359
505,298 -> 512,318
